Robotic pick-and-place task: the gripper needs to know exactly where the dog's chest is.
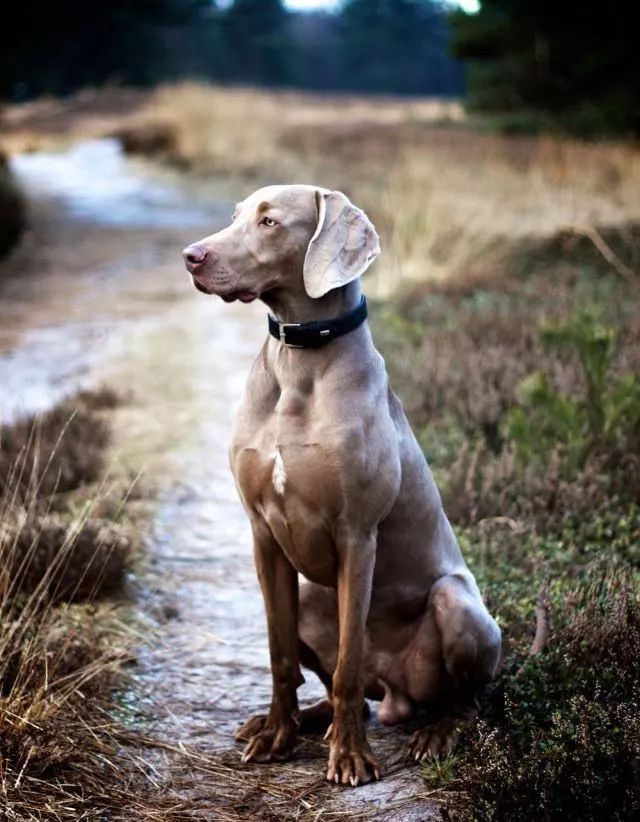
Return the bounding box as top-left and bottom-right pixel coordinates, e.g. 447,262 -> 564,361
230,389 -> 349,584
234,440 -> 340,584
232,411 -> 345,519
235,375 -> 317,478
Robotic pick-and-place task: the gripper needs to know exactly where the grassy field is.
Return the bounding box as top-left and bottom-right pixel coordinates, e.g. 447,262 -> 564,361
1,84 -> 639,819
117,83 -> 640,295
372,264 -> 640,819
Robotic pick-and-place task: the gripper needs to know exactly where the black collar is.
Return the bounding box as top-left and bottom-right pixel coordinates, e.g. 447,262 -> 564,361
268,295 -> 368,348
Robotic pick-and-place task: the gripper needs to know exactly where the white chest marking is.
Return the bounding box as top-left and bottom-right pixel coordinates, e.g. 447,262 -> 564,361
271,448 -> 286,495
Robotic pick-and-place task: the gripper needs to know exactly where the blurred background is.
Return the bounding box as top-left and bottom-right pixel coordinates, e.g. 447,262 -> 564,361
0,2 -> 639,821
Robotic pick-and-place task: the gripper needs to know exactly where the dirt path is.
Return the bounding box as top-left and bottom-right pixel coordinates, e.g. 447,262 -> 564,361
0,140 -> 439,820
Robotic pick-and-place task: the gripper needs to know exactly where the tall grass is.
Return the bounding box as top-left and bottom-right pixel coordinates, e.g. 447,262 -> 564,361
0,389 -> 142,819
116,82 -> 462,177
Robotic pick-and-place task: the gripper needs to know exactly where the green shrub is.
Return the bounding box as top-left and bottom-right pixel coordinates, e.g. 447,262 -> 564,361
506,311 -> 640,466
447,573 -> 640,822
435,308 -> 640,532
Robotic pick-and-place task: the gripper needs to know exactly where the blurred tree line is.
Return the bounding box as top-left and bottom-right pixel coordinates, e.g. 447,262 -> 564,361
450,0 -> 639,135
0,0 -> 463,100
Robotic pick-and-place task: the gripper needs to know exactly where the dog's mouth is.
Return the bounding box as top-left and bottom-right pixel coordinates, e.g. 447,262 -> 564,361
191,275 -> 257,303
192,277 -> 213,294
220,291 -> 258,304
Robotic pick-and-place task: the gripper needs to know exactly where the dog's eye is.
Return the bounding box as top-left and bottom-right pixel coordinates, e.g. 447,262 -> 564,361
260,216 -> 277,227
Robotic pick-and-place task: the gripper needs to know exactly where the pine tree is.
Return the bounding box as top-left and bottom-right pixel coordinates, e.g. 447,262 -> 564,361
340,0 -> 463,95
223,0 -> 291,86
450,0 -> 640,135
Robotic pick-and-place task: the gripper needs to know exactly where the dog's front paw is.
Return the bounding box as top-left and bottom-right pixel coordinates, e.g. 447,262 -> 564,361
408,717 -> 457,761
239,717 -> 297,764
325,722 -> 381,787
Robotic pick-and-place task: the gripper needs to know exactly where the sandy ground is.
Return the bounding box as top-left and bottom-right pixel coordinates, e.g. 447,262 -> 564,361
0,140 -> 441,819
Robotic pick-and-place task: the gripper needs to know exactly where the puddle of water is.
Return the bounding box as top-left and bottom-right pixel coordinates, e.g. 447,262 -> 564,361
0,319 -> 130,423
10,138 -> 227,228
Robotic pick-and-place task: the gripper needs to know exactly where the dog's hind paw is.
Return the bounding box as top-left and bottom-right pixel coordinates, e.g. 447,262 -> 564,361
408,717 -> 457,761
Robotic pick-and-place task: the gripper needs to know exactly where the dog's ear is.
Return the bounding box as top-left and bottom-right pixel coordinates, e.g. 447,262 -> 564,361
303,190 -> 380,299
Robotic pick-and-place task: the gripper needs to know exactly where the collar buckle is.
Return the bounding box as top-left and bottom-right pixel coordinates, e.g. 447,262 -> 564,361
278,321 -> 302,347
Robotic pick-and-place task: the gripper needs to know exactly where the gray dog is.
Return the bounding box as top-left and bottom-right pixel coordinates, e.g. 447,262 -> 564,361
183,185 -> 501,787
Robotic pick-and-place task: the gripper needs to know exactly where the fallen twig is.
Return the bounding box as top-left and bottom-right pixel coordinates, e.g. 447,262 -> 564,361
529,582 -> 550,656
564,224 -> 639,290
516,582 -> 550,677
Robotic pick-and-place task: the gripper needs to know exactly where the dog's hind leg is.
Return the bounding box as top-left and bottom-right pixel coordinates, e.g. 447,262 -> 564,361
407,571 -> 501,760
296,585 -> 344,736
296,638 -> 335,733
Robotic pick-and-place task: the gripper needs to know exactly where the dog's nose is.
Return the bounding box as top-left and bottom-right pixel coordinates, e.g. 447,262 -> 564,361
183,244 -> 208,268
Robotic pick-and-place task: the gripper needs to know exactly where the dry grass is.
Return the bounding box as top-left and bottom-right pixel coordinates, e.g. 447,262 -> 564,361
115,82 -> 640,295
4,83 -> 638,295
0,389 -> 148,820
115,82 -> 462,177
0,87 -> 147,155
0,387 -> 118,503
118,730 -> 445,822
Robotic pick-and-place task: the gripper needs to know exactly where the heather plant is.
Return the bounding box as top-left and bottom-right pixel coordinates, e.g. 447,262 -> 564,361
445,573 -> 640,822
506,311 -> 640,467
373,258 -> 640,820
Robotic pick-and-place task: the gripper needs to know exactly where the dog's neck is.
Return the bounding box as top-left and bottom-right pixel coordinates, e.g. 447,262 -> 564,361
260,279 -> 374,391
261,280 -> 362,325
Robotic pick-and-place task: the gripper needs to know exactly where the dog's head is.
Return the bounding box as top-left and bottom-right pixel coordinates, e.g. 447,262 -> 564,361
182,185 -> 380,303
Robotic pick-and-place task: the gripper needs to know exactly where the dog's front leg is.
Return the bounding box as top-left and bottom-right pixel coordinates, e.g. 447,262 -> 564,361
239,520 -> 300,763
326,531 -> 381,786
